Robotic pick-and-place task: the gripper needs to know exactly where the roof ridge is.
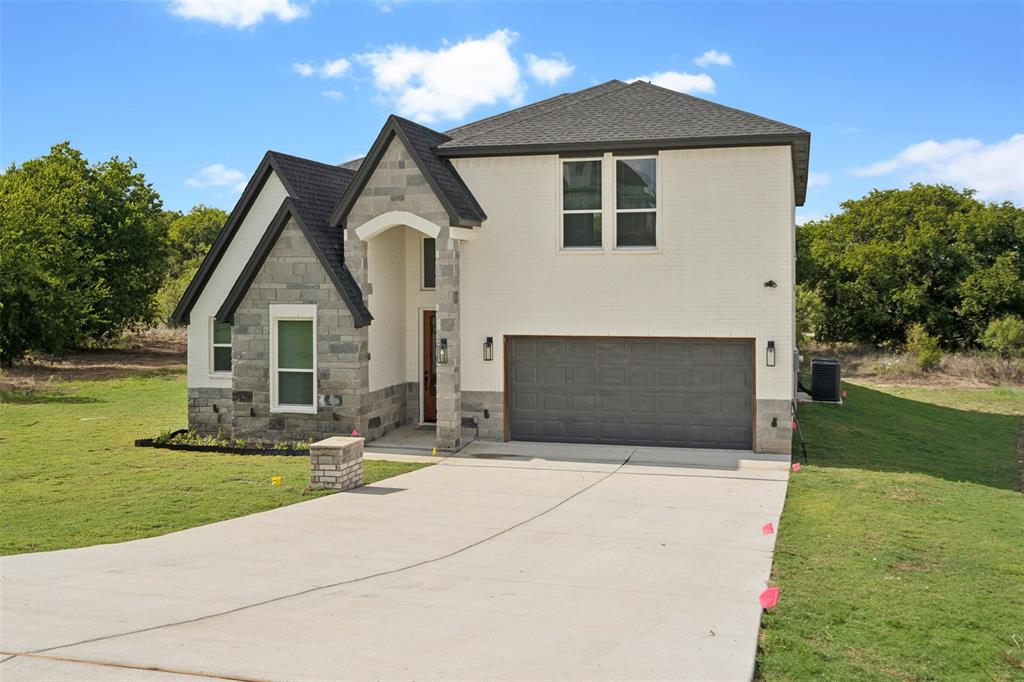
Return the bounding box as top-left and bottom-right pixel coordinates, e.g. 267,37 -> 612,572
443,79 -> 629,145
631,80 -> 809,135
268,150 -> 357,174
390,115 -> 452,143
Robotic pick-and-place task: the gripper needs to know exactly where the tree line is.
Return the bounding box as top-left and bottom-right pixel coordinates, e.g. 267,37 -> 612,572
0,142 -> 226,365
1,143 -> 1022,366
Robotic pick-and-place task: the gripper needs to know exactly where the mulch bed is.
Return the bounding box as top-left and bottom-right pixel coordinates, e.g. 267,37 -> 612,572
135,430 -> 309,457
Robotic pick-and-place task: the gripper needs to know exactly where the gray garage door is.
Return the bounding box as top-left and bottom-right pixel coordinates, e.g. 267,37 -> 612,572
508,337 -> 753,449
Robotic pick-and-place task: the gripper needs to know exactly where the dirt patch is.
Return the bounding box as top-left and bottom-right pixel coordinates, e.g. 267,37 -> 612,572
802,344 -> 1024,388
886,486 -> 927,502
0,327 -> 186,392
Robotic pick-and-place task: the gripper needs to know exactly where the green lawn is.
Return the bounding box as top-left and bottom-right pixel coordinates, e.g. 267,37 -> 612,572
0,373 -> 430,555
759,382 -> 1024,681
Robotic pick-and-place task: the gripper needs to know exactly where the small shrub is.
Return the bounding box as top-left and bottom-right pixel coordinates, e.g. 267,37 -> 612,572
979,315 -> 1024,358
906,324 -> 943,371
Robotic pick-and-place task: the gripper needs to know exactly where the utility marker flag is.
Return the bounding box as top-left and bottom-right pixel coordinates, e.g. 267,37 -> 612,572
791,462 -> 801,472
760,587 -> 780,609
762,522 -> 775,535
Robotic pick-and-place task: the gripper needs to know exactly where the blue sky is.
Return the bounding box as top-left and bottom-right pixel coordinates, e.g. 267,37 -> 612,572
2,0 -> 1022,221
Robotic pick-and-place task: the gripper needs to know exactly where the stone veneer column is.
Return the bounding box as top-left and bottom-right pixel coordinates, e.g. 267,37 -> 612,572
435,226 -> 462,451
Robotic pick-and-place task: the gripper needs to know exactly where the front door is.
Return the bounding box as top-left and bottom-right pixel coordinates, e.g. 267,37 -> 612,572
423,310 -> 437,422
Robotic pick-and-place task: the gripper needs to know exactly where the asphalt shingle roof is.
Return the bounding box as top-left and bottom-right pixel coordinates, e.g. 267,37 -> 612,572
267,152 -> 372,326
438,80 -> 808,149
390,116 -> 487,223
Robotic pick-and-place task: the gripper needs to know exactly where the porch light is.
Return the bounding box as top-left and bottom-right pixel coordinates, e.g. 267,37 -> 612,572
766,340 -> 776,368
438,338 -> 449,364
483,337 -> 494,361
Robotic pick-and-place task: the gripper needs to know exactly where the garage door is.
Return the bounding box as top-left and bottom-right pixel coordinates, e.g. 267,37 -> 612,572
508,337 -> 753,449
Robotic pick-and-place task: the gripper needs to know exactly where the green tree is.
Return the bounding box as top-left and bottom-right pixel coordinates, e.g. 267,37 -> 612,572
0,142 -> 168,365
797,184 -> 1023,348
167,205 -> 227,269
158,205 -> 228,321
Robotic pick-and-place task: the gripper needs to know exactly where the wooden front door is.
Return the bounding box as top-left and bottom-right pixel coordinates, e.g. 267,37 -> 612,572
423,310 -> 437,422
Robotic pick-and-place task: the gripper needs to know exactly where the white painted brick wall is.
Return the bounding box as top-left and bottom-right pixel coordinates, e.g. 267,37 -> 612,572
187,172 -> 289,388
453,146 -> 796,401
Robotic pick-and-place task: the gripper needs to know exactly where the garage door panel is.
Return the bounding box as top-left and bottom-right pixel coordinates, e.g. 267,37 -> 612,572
508,337 -> 753,449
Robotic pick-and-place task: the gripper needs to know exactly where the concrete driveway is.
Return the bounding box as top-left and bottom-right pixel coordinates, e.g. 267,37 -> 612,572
0,443 -> 789,682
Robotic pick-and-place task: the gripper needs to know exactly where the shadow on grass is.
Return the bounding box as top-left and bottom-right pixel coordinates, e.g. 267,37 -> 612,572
0,390 -> 104,405
795,383 -> 1021,490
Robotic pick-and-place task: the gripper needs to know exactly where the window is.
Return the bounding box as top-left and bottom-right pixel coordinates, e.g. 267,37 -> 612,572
211,320 -> 231,373
422,237 -> 436,289
270,305 -> 316,412
562,160 -> 602,248
616,158 -> 657,248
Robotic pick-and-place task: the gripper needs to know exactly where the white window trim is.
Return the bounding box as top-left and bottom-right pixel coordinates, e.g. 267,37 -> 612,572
209,317 -> 232,377
420,236 -> 436,291
270,303 -> 317,414
559,157 -> 605,252
612,154 -> 661,252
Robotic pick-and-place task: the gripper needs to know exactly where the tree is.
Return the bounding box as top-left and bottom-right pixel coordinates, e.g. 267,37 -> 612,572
797,184 -> 1023,348
158,205 -> 228,321
0,142 -> 168,365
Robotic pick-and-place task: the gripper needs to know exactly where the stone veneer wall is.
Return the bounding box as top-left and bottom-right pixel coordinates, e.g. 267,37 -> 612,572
361,381 -> 417,441
345,134 -> 464,451
755,398 -> 793,454
230,219 -> 365,442
461,390 -> 504,442
188,387 -> 234,436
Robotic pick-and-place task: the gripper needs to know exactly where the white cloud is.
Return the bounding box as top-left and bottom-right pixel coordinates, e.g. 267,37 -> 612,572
321,90 -> 345,101
169,0 -> 308,28
852,134 -> 1024,202
525,54 -> 574,85
186,164 -> 247,193
808,172 -> 830,188
694,49 -> 732,67
321,58 -> 351,78
356,29 -> 524,123
796,213 -> 828,225
292,58 -> 351,79
628,71 -> 715,95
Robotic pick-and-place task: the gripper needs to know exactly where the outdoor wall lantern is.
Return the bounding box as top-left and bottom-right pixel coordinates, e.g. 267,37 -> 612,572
483,336 -> 494,361
438,338 -> 449,364
766,340 -> 776,367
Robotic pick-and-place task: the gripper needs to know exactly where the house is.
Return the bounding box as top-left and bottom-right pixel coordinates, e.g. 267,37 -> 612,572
172,79 -> 810,454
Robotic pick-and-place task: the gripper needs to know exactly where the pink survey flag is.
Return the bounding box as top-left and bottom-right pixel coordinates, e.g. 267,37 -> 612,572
791,462 -> 801,472
762,522 -> 775,535
759,587 -> 780,609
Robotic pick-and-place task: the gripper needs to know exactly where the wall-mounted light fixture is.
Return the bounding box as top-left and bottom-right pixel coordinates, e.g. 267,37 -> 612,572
763,280 -> 777,288
483,336 -> 494,361
437,338 -> 449,364
766,340 -> 776,367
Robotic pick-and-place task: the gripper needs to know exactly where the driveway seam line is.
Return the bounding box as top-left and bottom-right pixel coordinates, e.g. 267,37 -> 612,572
0,651 -> 270,682
27,448 -> 639,657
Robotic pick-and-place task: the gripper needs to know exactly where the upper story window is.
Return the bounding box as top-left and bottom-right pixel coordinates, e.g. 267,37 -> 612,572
422,237 -> 436,289
562,160 -> 602,248
616,158 -> 657,248
211,319 -> 232,373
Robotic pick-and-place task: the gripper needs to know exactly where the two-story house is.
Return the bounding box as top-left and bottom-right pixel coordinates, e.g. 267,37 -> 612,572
172,79 -> 810,454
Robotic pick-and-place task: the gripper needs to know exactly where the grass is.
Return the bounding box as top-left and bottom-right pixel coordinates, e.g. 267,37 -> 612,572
759,382 -> 1024,680
0,372 -> 430,556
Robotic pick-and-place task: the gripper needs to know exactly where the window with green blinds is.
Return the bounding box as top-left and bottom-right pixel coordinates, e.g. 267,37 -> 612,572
277,319 -> 313,406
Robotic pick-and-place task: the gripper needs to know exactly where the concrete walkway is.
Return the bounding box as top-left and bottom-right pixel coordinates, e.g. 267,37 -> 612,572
0,443 -> 789,682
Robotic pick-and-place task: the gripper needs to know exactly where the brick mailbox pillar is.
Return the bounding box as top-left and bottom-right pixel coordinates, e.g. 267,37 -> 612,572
310,436 -> 364,490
